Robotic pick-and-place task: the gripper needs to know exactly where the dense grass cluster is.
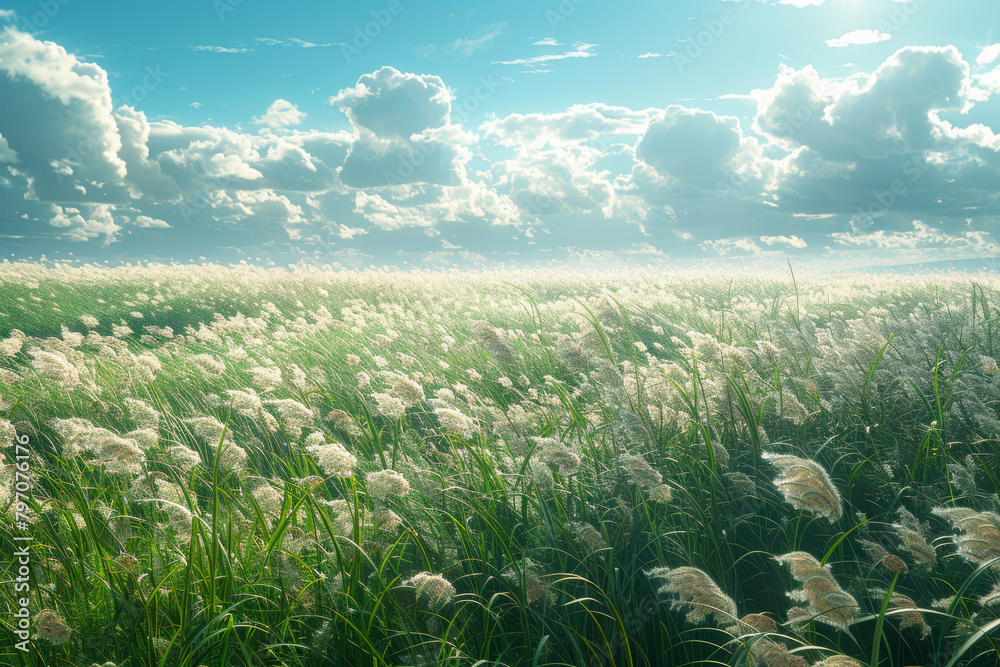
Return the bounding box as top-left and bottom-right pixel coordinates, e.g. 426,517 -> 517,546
2,261 -> 1000,667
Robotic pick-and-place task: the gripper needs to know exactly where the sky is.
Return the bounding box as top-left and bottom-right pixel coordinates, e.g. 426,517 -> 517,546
0,0 -> 998,271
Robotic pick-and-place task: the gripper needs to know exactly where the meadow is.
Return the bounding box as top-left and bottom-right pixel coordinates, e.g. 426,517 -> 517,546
1,260 -> 999,667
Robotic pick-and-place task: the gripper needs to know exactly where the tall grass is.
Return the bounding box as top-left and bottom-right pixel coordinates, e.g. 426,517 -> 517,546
1,262 -> 999,666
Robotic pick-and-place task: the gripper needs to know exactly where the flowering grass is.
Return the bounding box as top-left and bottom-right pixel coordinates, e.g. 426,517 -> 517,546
1,261 -> 1000,666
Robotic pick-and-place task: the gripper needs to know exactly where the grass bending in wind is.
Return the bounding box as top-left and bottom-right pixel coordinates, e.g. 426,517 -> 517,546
1,264 -> 1000,666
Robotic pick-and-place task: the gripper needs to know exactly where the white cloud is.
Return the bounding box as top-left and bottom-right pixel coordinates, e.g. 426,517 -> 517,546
493,144 -> 615,216
133,215 -> 170,228
493,43 -> 596,67
289,38 -> 331,48
152,123 -> 337,194
330,67 -> 474,188
0,25 -> 129,204
331,66 -> 452,139
637,52 -> 666,59
826,29 -> 892,48
0,132 -> 16,162
829,221 -> 1000,262
700,237 -> 763,255
753,46 -> 988,159
352,181 -> 519,231
623,242 -> 665,256
448,23 -> 506,58
49,204 -> 120,243
760,234 -> 807,248
481,103 -> 658,148
254,99 -> 307,128
190,45 -> 254,54
233,189 -> 306,226
636,105 -> 773,192
745,45 -> 1000,226
977,43 -> 1000,66
114,106 -> 181,201
979,67 -> 1000,93
533,38 -> 563,46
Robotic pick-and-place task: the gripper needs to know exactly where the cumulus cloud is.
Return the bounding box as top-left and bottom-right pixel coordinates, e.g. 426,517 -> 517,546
749,45 -> 999,220
979,67 -> 1000,93
638,107 -> 742,188
332,66 -> 452,140
114,106 -> 181,201
49,204 -> 120,243
254,99 -> 307,128
151,122 -> 337,194
754,46 -> 987,160
4,23 -> 998,271
0,25 -> 129,204
635,106 -> 774,194
330,66 -> 472,188
493,144 -> 615,216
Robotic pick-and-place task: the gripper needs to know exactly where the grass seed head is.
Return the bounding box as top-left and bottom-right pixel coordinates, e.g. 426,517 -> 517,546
366,469 -> 411,500
404,572 -> 456,611
763,453 -> 842,522
33,609 -> 73,645
646,566 -> 738,628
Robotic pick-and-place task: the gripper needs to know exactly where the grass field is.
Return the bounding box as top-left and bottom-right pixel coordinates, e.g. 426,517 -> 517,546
2,261 -> 1000,667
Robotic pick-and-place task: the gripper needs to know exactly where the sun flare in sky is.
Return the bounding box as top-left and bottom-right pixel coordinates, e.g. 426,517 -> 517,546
0,0 -> 998,271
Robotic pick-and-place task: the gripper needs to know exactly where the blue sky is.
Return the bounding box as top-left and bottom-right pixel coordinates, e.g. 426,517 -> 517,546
0,0 -> 998,270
